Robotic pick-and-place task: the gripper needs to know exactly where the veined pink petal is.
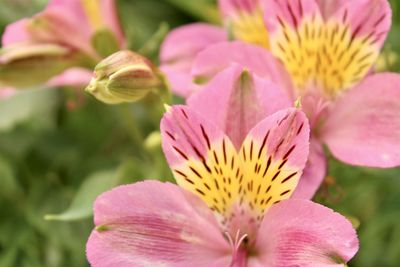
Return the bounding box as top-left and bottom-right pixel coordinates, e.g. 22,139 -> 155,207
161,105 -> 226,168
242,108 -> 310,177
87,181 -> 231,267
329,0 -> 391,49
161,105 -> 244,225
160,23 -> 227,97
263,0 -> 321,33
232,108 -> 310,235
255,199 -> 359,266
321,73 -> 400,167
2,19 -> 30,46
292,139 -> 327,199
188,65 -> 291,149
192,41 -> 294,98
46,68 -> 93,88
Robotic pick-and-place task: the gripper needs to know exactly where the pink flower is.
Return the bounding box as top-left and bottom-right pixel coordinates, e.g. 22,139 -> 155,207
0,0 -> 125,94
160,0 -> 270,97
86,68 -> 359,266
175,0 -> 400,199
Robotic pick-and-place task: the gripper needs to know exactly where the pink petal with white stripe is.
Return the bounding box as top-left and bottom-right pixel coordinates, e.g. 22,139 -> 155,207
188,65 -> 291,149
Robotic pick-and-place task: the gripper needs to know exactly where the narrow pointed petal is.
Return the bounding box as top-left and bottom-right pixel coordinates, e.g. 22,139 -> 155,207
160,23 -> 227,97
192,41 -> 293,96
321,73 -> 400,167
87,181 -> 231,267
188,65 -> 291,149
161,105 -> 241,226
219,0 -> 269,48
292,139 -> 327,199
238,108 -> 310,221
263,0 -> 391,97
255,199 -> 359,266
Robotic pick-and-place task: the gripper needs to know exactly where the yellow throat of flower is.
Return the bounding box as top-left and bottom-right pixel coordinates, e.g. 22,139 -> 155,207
230,8 -> 270,49
270,15 -> 379,98
81,0 -> 104,30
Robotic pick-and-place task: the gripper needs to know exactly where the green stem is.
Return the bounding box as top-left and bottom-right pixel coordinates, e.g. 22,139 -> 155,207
117,104 -> 145,150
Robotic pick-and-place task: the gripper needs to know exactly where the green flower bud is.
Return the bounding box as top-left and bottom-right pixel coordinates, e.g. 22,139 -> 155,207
85,50 -> 163,104
0,43 -> 77,88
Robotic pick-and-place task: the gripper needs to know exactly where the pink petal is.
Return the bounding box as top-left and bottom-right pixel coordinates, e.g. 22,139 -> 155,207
263,0 -> 321,33
46,68 -> 93,88
2,19 -> 30,46
100,0 -> 126,47
243,108 -> 310,176
192,41 -> 294,98
292,139 -> 327,199
49,0 -> 125,46
27,8 -> 94,56
231,108 -> 310,231
255,199 -> 359,266
321,73 -> 400,167
219,0 -> 260,18
161,105 -> 226,167
314,0 -> 347,19
87,181 -> 231,267
160,23 -> 227,97
328,0 -> 391,49
188,65 -> 291,149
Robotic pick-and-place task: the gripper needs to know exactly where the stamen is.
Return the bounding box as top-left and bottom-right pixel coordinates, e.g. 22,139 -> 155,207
225,229 -> 249,267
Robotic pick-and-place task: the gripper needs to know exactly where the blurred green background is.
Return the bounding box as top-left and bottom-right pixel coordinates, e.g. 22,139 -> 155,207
0,0 -> 399,266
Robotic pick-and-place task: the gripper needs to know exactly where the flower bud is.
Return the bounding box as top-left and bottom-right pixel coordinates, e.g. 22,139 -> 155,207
85,50 -> 163,104
0,43 -> 76,88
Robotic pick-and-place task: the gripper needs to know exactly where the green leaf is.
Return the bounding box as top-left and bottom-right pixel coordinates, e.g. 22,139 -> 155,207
0,155 -> 18,195
44,170 -> 116,221
0,89 -> 59,132
138,22 -> 169,58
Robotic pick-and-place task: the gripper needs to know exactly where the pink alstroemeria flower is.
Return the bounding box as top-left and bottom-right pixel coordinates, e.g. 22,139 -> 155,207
181,0 -> 400,199
86,67 -> 359,266
0,0 -> 125,96
86,110 -> 359,266
160,0 -> 271,97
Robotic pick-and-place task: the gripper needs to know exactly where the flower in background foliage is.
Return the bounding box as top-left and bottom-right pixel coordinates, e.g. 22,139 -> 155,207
0,0 -> 125,96
86,67 -> 359,266
160,0 -> 270,97
183,0 -> 400,199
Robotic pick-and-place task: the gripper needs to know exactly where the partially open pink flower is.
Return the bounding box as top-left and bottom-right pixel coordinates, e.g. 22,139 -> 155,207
0,0 -> 125,92
87,91 -> 358,266
160,0 -> 270,97
181,0 -> 400,199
